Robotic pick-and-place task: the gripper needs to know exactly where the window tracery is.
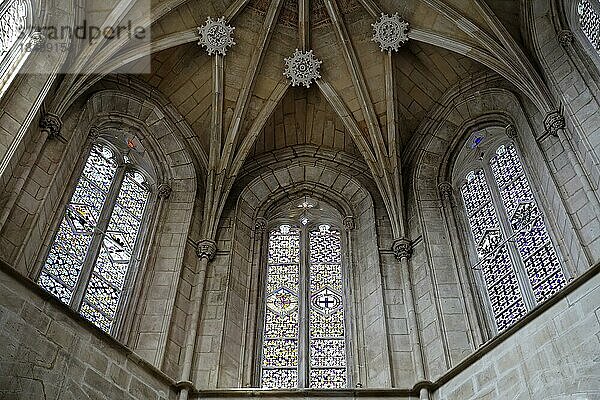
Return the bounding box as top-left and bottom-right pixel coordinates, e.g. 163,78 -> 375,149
0,0 -> 28,66
39,141 -> 151,334
260,222 -> 348,389
578,0 -> 600,50
459,141 -> 567,332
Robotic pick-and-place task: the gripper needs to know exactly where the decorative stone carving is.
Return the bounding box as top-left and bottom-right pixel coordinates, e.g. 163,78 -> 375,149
39,113 -> 62,139
88,127 -> 101,140
343,216 -> 355,231
197,17 -> 235,56
371,13 -> 409,52
283,49 -> 322,88
29,31 -> 46,49
544,111 -> 565,136
557,30 -> 574,46
157,183 -> 172,199
505,124 -> 517,139
197,239 -> 217,261
392,237 -> 412,260
255,217 -> 268,232
438,181 -> 454,205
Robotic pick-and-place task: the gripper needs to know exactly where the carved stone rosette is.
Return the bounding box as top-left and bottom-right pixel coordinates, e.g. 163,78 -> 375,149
283,49 -> 322,88
343,216 -> 355,231
544,111 -> 565,136
39,113 -> 62,139
392,237 -> 412,260
371,13 -> 409,52
197,16 -> 235,56
197,239 -> 217,261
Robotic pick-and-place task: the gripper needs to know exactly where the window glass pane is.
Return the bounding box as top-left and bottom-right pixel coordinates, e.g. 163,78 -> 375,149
260,226 -> 300,389
81,171 -> 149,332
578,0 -> 600,50
490,144 -> 566,303
461,169 -> 527,332
0,0 -> 27,65
39,145 -> 117,304
308,225 -> 347,389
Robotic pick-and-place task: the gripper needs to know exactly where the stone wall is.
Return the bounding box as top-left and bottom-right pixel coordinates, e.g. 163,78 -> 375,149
0,261 -> 176,400
435,267 -> 600,399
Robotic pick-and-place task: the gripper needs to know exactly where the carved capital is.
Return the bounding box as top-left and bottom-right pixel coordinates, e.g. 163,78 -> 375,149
196,239 -> 217,261
392,237 -> 412,260
557,30 -> 574,47
343,216 -> 355,231
157,183 -> 172,199
544,111 -> 565,136
505,123 -> 517,139
255,217 -> 268,232
88,127 -> 101,140
29,31 -> 46,49
39,113 -> 62,139
438,181 -> 454,205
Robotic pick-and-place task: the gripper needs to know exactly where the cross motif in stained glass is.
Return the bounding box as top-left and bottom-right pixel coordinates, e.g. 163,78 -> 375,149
266,287 -> 298,316
260,223 -> 348,389
311,287 -> 342,315
40,142 -> 150,335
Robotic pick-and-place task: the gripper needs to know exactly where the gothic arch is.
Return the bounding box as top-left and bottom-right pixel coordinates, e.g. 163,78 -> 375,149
407,84 -> 591,378
192,147 -> 394,389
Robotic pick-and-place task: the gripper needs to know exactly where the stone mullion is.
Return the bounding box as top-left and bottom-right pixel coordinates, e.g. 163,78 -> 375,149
482,161 -> 537,313
299,226 -> 309,388
71,163 -> 126,312
392,239 -> 430,400
438,182 -> 487,346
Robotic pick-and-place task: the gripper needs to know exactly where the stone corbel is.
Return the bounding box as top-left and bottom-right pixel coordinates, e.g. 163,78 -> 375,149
392,237 -> 412,260
255,217 -> 268,232
543,110 -> 565,137
39,113 -> 62,139
157,183 -> 172,199
343,216 -> 355,231
557,30 -> 574,47
196,239 -> 217,261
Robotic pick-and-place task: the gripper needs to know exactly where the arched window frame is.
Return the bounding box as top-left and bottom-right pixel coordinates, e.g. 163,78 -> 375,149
564,0 -> 600,78
0,0 -> 36,98
453,133 -> 572,334
254,215 -> 355,389
36,132 -> 160,339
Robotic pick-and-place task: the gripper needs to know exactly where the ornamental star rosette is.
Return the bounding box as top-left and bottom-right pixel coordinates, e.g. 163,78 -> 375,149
371,13 -> 409,52
283,49 -> 322,88
197,16 -> 235,56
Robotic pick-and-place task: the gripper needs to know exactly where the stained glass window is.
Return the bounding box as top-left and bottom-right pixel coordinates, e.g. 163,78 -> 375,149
460,142 -> 567,332
0,0 -> 27,65
490,144 -> 566,303
260,223 -> 348,389
578,0 -> 600,50
39,143 -> 150,334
